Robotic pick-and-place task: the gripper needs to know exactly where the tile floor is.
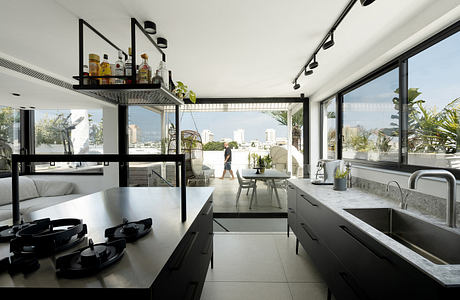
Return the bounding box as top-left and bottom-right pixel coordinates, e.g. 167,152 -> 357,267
201,233 -> 331,300
210,178 -> 288,213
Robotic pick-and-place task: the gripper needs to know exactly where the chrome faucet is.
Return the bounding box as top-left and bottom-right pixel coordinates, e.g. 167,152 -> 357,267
386,180 -> 408,210
408,170 -> 457,228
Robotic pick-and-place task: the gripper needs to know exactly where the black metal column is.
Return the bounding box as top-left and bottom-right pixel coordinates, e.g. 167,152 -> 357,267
19,109 -> 35,174
181,154 -> 186,222
175,105 -> 180,187
12,157 -> 19,224
399,59 -> 409,166
118,105 -> 129,187
302,95 -> 310,178
336,93 -> 344,160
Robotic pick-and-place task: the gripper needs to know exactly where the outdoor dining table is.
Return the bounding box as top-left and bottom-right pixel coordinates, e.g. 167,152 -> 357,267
242,168 -> 291,209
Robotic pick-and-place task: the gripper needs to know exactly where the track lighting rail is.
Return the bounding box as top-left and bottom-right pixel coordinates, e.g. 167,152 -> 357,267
292,0 -> 358,86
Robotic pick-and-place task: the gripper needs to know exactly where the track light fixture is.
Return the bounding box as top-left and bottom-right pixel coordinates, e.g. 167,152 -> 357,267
292,0 -> 373,88
322,32 -> 335,50
293,81 -> 300,90
157,37 -> 168,49
360,0 -> 376,6
309,55 -> 319,69
144,21 -> 157,34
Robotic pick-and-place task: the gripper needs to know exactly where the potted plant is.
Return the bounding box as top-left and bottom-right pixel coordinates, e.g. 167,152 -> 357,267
258,156 -> 265,173
262,154 -> 272,169
334,167 -> 348,191
173,81 -> 197,103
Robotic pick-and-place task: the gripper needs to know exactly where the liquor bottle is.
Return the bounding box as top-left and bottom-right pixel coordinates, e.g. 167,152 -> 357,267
100,54 -> 111,85
114,50 -> 125,84
125,48 -> 133,84
152,69 -> 162,85
158,61 -> 168,89
137,53 -> 151,84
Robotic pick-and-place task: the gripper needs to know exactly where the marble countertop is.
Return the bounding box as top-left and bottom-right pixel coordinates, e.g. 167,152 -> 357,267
288,179 -> 460,287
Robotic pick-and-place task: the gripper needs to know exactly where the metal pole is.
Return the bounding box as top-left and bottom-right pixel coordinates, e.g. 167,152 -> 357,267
118,105 -> 129,187
79,19 -> 84,86
399,59 -> 409,166
12,158 -> 20,224
181,154 -> 186,222
131,18 -> 136,85
302,96 -> 310,178
175,105 -> 180,187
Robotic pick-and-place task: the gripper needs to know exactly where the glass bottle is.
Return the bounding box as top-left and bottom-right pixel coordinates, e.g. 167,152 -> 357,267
100,54 -> 111,85
137,53 -> 151,84
125,47 -> 133,84
88,54 -> 100,85
114,50 -> 125,84
158,61 -> 168,89
152,69 -> 162,85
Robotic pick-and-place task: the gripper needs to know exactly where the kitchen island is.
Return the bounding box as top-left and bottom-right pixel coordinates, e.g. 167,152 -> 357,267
0,187 -> 214,299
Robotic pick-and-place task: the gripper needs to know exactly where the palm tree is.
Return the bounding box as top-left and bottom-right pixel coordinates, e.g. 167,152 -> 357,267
267,111 -> 303,150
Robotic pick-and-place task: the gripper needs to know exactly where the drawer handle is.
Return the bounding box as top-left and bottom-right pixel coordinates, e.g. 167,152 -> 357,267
288,208 -> 295,213
202,204 -> 212,216
288,185 -> 295,189
170,231 -> 199,271
339,225 -> 388,261
202,233 -> 214,254
301,195 -> 318,207
339,272 -> 369,300
300,222 -> 318,241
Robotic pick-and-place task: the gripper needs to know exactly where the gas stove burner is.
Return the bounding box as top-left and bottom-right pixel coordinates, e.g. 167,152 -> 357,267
0,253 -> 40,275
105,218 -> 152,242
10,218 -> 87,257
0,218 -> 50,242
56,238 -> 125,278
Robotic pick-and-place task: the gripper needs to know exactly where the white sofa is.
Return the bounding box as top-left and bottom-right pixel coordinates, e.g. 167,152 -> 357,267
0,176 -> 83,221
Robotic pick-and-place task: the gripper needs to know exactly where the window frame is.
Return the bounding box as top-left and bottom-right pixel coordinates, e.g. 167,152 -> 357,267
320,96 -> 337,160
319,20 -> 460,178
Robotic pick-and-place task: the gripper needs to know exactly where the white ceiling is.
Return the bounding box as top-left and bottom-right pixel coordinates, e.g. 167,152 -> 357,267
0,0 -> 459,108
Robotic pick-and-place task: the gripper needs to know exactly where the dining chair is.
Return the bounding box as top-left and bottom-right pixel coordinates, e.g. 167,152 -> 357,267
268,171 -> 291,208
236,170 -> 257,208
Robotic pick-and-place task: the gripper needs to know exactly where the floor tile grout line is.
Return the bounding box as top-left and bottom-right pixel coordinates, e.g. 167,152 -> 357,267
272,234 -> 294,300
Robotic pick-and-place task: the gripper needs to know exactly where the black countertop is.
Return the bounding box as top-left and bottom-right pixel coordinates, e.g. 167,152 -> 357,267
0,187 -> 214,289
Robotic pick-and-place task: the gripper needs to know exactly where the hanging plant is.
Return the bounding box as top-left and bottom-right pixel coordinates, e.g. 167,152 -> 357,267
174,81 -> 197,103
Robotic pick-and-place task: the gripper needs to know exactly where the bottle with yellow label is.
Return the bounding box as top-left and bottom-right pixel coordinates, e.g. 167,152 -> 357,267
137,53 -> 151,84
100,54 -> 112,85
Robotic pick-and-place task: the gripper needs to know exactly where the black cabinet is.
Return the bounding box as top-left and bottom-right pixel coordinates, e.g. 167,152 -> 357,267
287,185 -> 459,300
152,198 -> 213,299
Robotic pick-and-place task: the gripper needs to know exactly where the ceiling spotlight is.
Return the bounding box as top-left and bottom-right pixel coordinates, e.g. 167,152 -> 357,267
157,37 -> 168,49
309,55 -> 319,69
323,32 -> 335,50
144,21 -> 157,34
304,69 -> 313,76
360,0 -> 376,6
293,81 -> 300,90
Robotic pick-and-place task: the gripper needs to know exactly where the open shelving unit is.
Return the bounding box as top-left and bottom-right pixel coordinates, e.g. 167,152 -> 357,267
73,18 -> 183,106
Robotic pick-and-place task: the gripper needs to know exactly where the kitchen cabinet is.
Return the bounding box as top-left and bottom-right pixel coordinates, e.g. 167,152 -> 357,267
288,185 -> 456,300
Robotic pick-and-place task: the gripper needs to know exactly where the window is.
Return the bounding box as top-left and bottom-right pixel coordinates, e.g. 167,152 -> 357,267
342,68 -> 399,162
0,106 -> 19,174
128,106 -> 163,154
407,31 -> 460,168
34,109 -> 103,173
321,98 -> 336,159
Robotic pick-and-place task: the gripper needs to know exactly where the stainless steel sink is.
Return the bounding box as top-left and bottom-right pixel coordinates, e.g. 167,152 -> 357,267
344,208 -> 460,265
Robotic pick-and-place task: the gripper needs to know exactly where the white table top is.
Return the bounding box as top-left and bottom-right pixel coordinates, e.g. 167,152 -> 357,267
242,168 -> 290,180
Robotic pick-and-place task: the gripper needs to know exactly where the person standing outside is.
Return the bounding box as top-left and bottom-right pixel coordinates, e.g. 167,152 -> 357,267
219,142 -> 235,179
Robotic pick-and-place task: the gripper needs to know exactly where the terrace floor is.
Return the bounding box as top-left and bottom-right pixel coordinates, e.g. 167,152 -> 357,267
210,177 -> 287,213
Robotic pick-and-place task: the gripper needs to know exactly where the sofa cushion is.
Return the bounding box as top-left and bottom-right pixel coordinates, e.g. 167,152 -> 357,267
0,194 -> 83,221
0,177 -> 39,206
33,180 -> 74,197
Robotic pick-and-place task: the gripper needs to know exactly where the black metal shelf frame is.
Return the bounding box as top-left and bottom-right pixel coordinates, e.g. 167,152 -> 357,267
318,19 -> 460,179
77,18 -> 166,88
11,154 -> 187,225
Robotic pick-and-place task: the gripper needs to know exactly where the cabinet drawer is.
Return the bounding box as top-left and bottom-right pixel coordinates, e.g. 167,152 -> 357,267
296,215 -> 366,300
